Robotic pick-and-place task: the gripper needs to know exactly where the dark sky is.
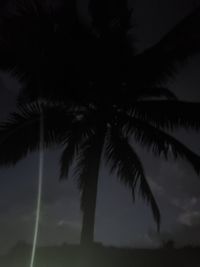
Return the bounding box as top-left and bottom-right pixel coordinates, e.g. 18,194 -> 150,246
0,0 -> 200,253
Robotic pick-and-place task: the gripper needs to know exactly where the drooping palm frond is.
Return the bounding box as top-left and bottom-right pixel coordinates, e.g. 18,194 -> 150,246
130,100 -> 200,130
105,128 -> 160,229
122,115 -> 200,174
0,102 -> 72,166
134,87 -> 178,101
133,7 -> 200,85
13,0 -> 48,17
117,87 -> 178,109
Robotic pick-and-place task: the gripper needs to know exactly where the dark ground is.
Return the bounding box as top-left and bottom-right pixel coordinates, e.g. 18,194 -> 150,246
1,243 -> 200,267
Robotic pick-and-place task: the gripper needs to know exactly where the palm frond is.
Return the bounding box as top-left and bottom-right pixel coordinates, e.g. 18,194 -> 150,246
123,115 -> 200,174
112,87 -> 178,109
105,128 -> 160,229
0,102 -> 71,166
131,100 -> 200,130
0,5 -> 56,81
13,0 -> 47,17
133,7 -> 200,85
135,87 -> 178,101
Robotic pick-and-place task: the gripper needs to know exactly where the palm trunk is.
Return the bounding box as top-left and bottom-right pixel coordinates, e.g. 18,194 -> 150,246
80,129 -> 105,247
80,168 -> 99,246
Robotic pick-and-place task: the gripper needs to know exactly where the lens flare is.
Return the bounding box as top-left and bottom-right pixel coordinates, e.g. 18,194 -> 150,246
30,112 -> 44,267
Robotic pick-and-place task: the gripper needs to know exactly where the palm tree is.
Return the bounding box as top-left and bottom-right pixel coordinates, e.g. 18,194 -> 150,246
1,0 -> 200,246
1,97 -> 200,245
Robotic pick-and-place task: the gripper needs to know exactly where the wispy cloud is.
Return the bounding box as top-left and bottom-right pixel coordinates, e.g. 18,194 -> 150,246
178,211 -> 200,226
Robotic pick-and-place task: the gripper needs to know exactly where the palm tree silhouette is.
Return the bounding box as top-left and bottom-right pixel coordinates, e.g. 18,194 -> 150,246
1,0 -> 200,246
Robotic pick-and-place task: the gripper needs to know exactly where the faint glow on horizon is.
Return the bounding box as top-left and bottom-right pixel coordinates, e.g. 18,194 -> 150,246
30,112 -> 44,267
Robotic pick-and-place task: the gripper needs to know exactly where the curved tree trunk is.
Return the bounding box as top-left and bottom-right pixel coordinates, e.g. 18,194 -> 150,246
80,129 -> 105,247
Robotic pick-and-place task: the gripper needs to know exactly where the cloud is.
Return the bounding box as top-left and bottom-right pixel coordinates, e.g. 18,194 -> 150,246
178,211 -> 200,226
148,210 -> 200,247
148,178 -> 164,196
146,157 -> 200,212
57,219 -> 81,230
145,156 -> 200,248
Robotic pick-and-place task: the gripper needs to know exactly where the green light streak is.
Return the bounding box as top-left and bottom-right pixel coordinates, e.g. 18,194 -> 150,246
30,112 -> 44,267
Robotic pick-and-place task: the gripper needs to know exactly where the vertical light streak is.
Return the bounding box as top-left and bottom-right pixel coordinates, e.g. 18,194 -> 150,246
30,110 -> 44,267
